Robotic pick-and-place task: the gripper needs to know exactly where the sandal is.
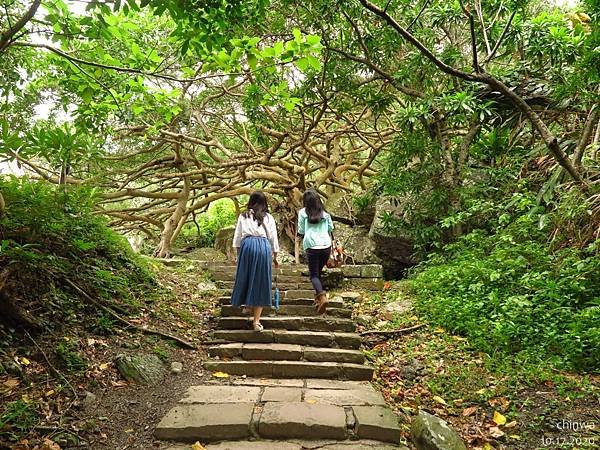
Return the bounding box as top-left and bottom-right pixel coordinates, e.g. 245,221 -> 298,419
253,321 -> 264,332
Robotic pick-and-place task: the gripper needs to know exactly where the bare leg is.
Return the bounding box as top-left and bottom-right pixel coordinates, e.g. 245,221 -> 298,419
253,307 -> 263,327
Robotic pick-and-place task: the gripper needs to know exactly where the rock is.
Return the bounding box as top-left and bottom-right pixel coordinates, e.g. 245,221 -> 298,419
171,362 -> 183,374
214,226 -> 236,261
369,196 -> 418,277
1,359 -> 23,377
384,299 -> 413,317
401,360 -> 426,381
115,354 -> 165,385
197,281 -> 218,293
356,315 -> 373,326
411,411 -> 467,450
321,268 -> 344,289
333,223 -> 382,266
82,391 -> 97,408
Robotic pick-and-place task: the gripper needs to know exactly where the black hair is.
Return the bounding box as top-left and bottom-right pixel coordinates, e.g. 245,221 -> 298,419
243,191 -> 269,225
303,189 -> 326,224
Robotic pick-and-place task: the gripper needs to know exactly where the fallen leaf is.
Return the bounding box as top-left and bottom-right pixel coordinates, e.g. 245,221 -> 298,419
434,327 -> 445,334
505,420 -> 517,428
124,429 -> 134,433
462,406 -> 478,416
40,438 -> 61,450
489,426 -> 505,438
212,371 -> 230,378
508,435 -> 521,440
99,363 -> 110,371
111,380 -> 128,387
306,399 -> 317,404
21,357 -> 31,366
432,395 -> 447,406
492,411 -> 507,426
191,442 -> 207,450
483,443 -> 494,450
45,390 -> 55,397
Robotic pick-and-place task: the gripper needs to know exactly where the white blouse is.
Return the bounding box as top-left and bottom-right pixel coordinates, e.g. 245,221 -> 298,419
232,212 -> 280,252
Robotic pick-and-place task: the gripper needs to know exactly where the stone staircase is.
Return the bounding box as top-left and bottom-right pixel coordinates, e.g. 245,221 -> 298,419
155,264 -> 408,449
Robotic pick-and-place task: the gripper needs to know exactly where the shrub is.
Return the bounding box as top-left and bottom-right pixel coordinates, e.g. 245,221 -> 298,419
410,190 -> 600,371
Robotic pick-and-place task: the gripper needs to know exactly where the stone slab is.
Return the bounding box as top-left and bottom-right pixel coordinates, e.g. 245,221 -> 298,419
206,442 -> 303,450
262,387 -> 302,402
271,361 -> 339,379
180,385 -> 261,404
274,330 -> 334,347
204,360 -> 273,377
304,347 -> 364,364
353,405 -> 401,443
154,403 -> 253,441
332,332 -> 361,349
340,363 -> 374,380
258,402 -> 347,439
219,316 -> 356,333
341,265 -> 362,277
242,343 -> 303,360
207,343 -> 243,358
305,379 -> 373,390
231,378 -> 304,388
285,289 -> 316,299
212,329 -> 274,343
303,388 -> 386,406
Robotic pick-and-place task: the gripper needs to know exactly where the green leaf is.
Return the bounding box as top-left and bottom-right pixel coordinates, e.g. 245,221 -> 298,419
81,87 -> 94,104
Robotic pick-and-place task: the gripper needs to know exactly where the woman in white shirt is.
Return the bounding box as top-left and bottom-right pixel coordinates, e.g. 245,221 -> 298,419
231,191 -> 279,331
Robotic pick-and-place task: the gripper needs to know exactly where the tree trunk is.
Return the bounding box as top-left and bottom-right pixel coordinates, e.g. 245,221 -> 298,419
154,176 -> 191,258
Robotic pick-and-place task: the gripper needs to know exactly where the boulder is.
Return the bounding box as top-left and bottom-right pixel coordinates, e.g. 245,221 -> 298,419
369,196 -> 418,277
214,226 -> 236,261
115,354 -> 165,385
333,223 -> 382,266
411,411 -> 467,450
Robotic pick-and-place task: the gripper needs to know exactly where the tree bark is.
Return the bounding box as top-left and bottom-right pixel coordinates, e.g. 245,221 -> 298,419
154,176 -> 191,258
0,0 -> 41,53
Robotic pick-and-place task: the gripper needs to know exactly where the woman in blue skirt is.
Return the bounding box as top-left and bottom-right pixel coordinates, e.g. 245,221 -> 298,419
231,191 -> 279,331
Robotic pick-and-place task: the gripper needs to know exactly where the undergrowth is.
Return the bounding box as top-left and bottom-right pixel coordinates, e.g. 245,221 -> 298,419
410,188 -> 600,372
0,176 -> 159,332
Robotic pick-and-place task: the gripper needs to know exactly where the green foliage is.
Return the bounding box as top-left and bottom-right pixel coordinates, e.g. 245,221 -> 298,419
0,399 -> 39,440
410,190 -> 600,371
0,176 -> 157,330
175,199 -> 236,248
55,338 -> 88,372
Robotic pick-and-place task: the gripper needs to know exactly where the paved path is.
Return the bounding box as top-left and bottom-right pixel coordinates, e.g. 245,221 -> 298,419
156,265 -> 408,449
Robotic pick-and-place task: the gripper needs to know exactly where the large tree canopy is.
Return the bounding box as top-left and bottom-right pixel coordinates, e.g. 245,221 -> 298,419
1,0 -> 598,256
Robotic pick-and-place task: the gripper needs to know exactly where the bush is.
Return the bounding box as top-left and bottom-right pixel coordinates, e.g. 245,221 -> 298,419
410,190 -> 600,371
0,176 -> 157,330
175,199 -> 237,249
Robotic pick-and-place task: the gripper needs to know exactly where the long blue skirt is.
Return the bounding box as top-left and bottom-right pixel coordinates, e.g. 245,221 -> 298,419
230,236 -> 273,307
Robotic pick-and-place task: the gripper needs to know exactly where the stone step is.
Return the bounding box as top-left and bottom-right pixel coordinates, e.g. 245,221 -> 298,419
203,360 -> 374,380
218,316 -> 356,333
218,296 -> 346,308
165,440 -> 405,450
220,304 -> 352,318
212,271 -> 309,283
217,280 -> 314,291
211,330 -> 362,349
156,381 -> 404,446
207,343 -> 365,364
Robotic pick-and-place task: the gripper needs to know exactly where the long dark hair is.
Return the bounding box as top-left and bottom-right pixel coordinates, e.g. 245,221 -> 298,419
303,189 -> 326,224
243,191 -> 269,225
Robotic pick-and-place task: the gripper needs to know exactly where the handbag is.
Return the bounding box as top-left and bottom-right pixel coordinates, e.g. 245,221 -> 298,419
326,233 -> 345,268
